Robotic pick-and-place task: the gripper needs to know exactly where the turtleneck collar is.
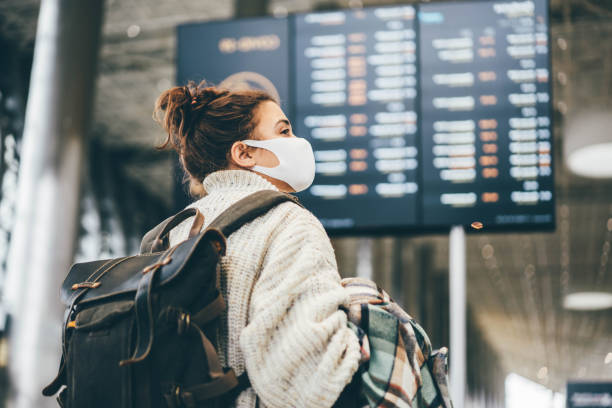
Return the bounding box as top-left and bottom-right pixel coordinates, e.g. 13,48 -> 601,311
202,169 -> 279,195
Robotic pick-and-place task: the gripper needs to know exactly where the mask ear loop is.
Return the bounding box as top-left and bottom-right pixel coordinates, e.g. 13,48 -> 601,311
229,141 -> 266,172
241,140 -> 281,169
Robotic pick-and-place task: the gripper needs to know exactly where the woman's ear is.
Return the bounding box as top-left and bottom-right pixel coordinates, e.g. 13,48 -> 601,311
229,141 -> 257,168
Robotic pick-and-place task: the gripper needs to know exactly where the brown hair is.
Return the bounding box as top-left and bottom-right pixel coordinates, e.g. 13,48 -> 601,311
154,80 -> 275,196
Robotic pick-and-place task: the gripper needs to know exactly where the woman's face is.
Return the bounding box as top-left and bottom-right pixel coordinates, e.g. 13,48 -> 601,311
229,100 -> 296,192
249,100 -> 295,167
229,101 -> 295,193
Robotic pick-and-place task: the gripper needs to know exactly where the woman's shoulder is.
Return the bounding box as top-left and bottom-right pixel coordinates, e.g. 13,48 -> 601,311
266,199 -> 326,233
255,200 -> 335,259
250,199 -> 339,277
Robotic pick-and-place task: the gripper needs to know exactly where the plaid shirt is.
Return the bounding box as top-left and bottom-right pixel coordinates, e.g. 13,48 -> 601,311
339,278 -> 453,408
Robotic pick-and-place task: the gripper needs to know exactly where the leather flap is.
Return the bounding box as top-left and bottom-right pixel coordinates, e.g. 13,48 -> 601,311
61,229 -> 220,307
74,300 -> 134,330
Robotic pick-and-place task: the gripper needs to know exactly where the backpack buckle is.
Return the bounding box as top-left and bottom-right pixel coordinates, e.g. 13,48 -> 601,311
177,312 -> 191,335
173,386 -> 182,408
71,282 -> 101,290
164,385 -> 194,408
163,385 -> 180,408
142,256 -> 172,274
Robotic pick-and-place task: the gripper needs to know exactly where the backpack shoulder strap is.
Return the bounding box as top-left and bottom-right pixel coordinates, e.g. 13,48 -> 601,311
208,190 -> 302,237
140,190 -> 301,254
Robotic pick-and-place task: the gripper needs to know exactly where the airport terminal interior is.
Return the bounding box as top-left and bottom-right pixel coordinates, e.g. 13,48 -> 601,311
0,0 -> 611,407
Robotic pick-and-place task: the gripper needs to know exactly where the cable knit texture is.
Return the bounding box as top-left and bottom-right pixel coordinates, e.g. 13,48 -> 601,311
168,170 -> 361,408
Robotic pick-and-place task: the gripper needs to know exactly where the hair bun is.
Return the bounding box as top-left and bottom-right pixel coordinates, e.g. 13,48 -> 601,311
191,85 -> 228,110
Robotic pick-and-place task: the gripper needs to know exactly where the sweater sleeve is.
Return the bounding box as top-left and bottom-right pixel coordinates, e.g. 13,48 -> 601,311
239,207 -> 361,408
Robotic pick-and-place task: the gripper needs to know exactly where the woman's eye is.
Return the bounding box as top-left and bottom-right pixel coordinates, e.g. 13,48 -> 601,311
281,128 -> 290,135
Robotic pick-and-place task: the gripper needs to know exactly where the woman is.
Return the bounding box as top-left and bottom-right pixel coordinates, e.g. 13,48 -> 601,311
155,81 -> 361,408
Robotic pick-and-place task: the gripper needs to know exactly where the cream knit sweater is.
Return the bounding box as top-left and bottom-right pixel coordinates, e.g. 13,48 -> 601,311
168,170 -> 361,408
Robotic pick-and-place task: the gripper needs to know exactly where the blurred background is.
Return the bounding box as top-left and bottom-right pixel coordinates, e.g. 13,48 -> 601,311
0,0 -> 611,407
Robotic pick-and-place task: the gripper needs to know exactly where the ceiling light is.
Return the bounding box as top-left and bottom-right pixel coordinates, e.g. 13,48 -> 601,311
537,366 -> 548,380
564,111 -> 612,178
563,292 -> 612,311
272,6 -> 288,18
126,24 -> 140,38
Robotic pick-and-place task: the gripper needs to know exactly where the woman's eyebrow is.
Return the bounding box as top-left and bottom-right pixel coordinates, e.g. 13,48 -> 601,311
275,119 -> 291,127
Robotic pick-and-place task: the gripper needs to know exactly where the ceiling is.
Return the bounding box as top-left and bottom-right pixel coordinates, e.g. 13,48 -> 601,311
1,0 -> 611,396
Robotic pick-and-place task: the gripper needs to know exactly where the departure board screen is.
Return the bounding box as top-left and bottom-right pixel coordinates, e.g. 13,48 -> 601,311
177,17 -> 290,111
294,7 -> 420,230
419,0 -> 554,228
176,0 -> 554,233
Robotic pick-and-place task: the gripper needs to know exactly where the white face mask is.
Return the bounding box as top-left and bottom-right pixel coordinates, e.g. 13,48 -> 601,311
242,137 -> 316,192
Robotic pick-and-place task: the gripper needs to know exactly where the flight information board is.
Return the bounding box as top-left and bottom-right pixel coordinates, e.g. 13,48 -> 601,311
176,0 -> 554,233
294,7 -> 420,230
419,0 -> 554,228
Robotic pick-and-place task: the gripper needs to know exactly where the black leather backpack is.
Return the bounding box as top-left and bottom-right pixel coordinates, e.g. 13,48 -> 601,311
43,190 -> 299,408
